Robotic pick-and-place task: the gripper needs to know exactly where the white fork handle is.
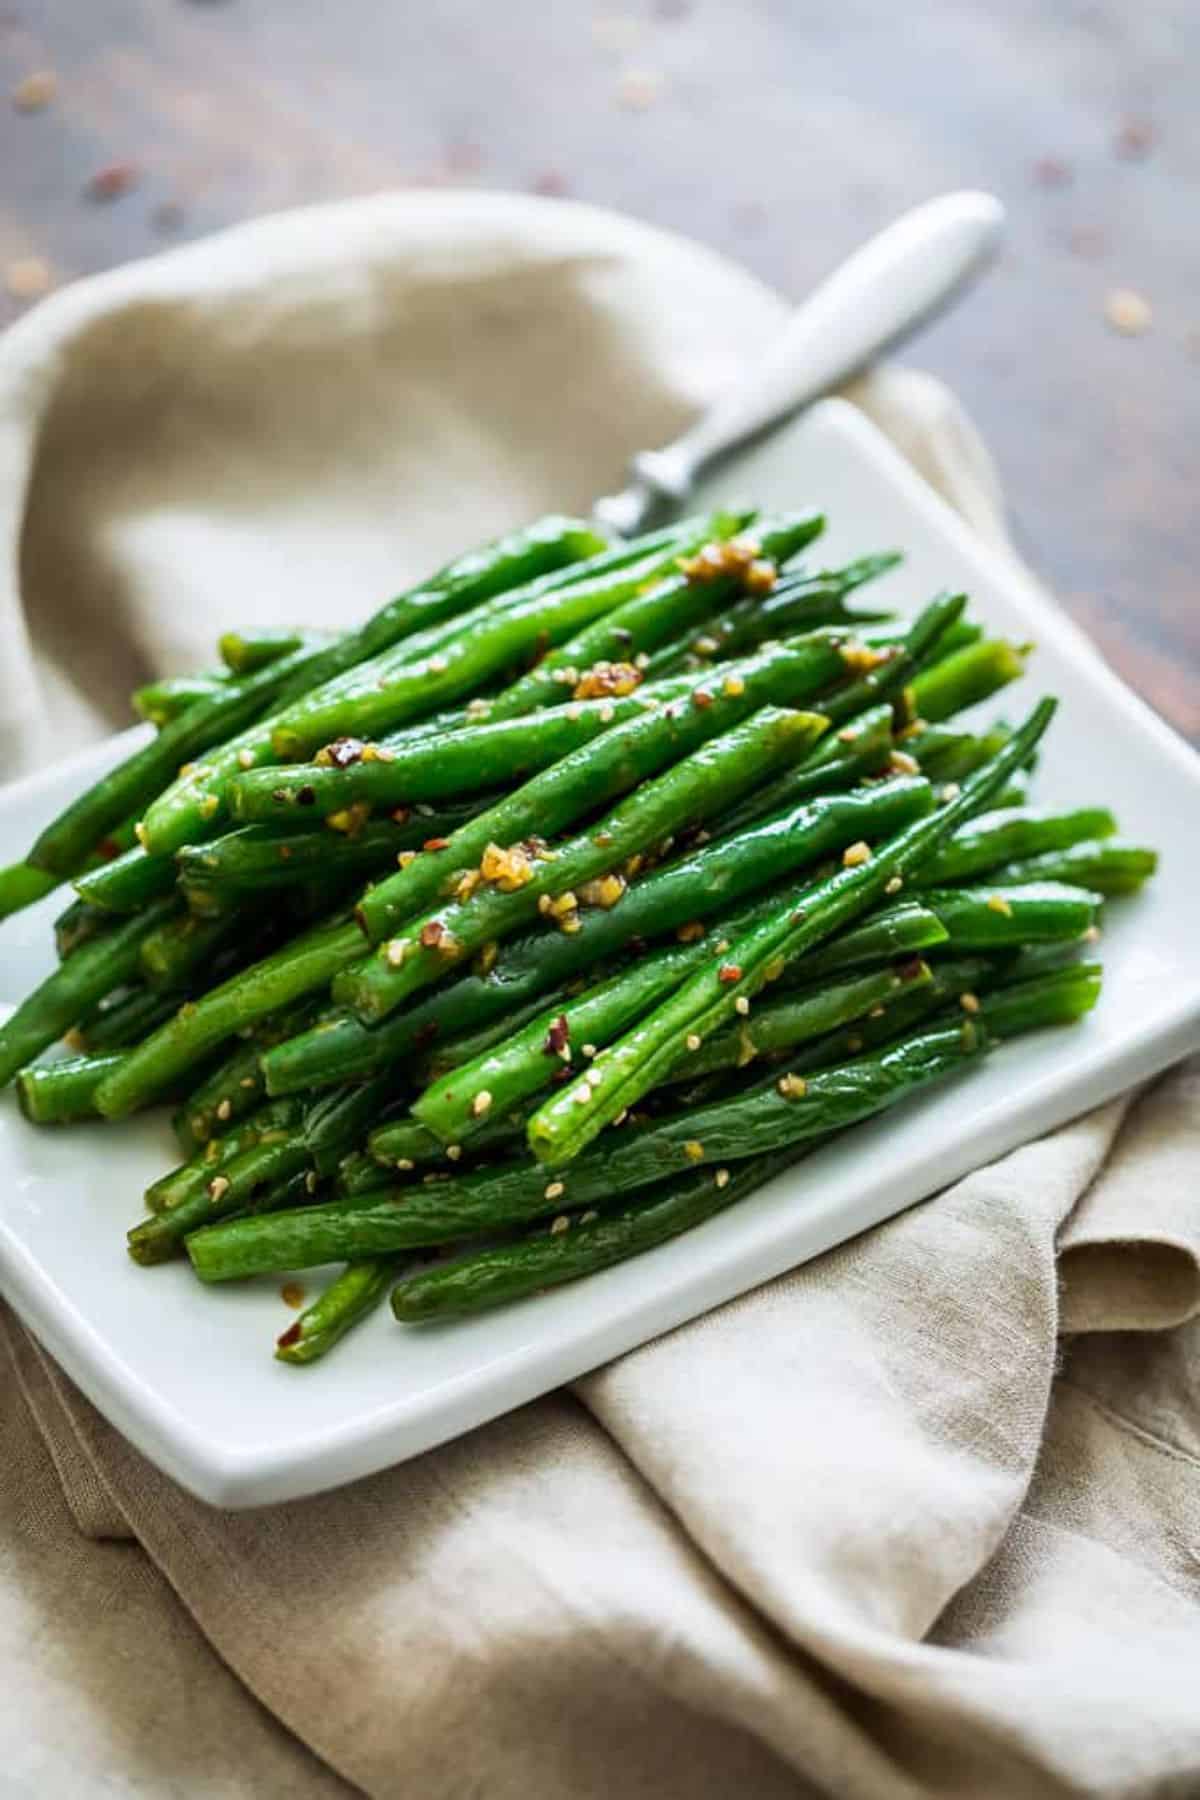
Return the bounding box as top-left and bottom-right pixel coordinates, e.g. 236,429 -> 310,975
632,190 -> 1004,503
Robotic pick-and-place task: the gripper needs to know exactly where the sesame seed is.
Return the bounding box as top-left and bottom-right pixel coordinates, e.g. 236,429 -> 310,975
396,1158 -> 415,1171
776,1074 -> 807,1099
429,654 -> 449,673
385,940 -> 406,967
734,995 -> 750,1016
683,1140 -> 705,1162
572,1083 -> 592,1105
472,1090 -> 493,1117
239,1076 -> 256,1089
582,1042 -> 597,1058
208,1175 -> 230,1201
868,1005 -> 886,1018
216,1098 -> 232,1122
959,992 -> 981,1015
685,1033 -> 702,1051
885,875 -> 904,895
550,1214 -> 571,1235
715,1168 -> 730,1189
237,748 -> 256,769
446,1144 -> 463,1161
940,783 -> 962,803
842,840 -> 871,868
544,1181 -> 565,1200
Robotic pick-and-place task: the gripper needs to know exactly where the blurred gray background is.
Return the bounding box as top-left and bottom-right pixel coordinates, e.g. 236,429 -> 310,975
3,0 -> 1196,736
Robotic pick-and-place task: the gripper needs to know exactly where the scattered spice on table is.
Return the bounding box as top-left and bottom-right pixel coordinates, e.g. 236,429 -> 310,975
11,68 -> 56,111
1114,118 -> 1155,160
1031,155 -> 1072,188
5,256 -> 52,301
84,162 -> 140,203
616,67 -> 663,110
1104,288 -> 1152,337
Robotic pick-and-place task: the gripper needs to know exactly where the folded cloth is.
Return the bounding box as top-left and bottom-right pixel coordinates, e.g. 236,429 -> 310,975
1,192 -> 1197,1800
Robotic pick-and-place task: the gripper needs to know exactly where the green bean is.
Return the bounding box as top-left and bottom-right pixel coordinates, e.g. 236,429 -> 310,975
985,840 -> 1158,896
917,807 -> 1116,886
0,861 -> 62,920
909,639 -> 1028,723
0,896 -> 179,1087
53,898 -> 111,960
217,627 -> 311,675
16,1052 -> 126,1124
275,1259 -> 398,1363
525,698 -> 1055,1164
73,844 -> 178,914
340,707 -> 829,1020
923,882 -> 1100,948
77,985 -> 177,1051
94,914 -> 365,1117
132,672 -> 229,728
261,777 -> 939,1095
354,630 -> 850,945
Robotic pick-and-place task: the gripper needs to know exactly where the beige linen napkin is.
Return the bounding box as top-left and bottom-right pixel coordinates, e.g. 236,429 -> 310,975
1,192 -> 1198,1799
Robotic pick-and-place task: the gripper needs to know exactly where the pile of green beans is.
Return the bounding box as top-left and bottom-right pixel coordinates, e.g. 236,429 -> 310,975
0,505 -> 1158,1366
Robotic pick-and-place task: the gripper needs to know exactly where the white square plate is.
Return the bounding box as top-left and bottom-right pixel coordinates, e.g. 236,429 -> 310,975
3,397 -> 1199,1507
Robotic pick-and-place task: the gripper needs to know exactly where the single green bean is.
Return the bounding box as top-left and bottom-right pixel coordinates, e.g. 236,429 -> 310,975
275,1259 -> 398,1363
917,807 -> 1116,886
16,1052 -> 126,1124
985,840 -> 1157,896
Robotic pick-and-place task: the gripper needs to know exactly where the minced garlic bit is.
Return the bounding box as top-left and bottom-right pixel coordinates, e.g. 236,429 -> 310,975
693,635 -> 719,657
722,673 -> 746,698
446,1144 -> 463,1161
839,643 -> 887,674
480,840 -> 535,891
842,840 -> 872,868
573,660 -> 642,701
395,1158 -> 415,1172
216,1098 -> 232,1122
550,1214 -> 571,1235
734,995 -> 750,1016
385,939 -> 407,967
685,1033 -> 702,1052
940,782 -> 962,803
868,1005 -> 886,1019
237,748 -> 256,769
683,1140 -> 705,1162
572,1082 -> 592,1106
776,1074 -> 807,1099
582,1042 -> 597,1058
208,1175 -> 231,1201
744,558 -> 777,595
326,801 -> 371,836
888,749 -> 920,776
884,874 -> 904,895
715,1168 -> 731,1189
455,868 -> 482,902
578,873 -> 626,909
986,893 -> 1014,917
959,992 -> 981,1015
477,940 -> 499,976
544,1180 -> 565,1201
397,850 -> 418,869
677,920 -> 705,944
466,697 -> 490,719
471,1090 -> 493,1118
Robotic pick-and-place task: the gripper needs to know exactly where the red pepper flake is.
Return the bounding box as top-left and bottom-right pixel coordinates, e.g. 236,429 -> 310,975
1114,118 -> 1155,160
544,1014 -> 571,1057
276,1321 -> 302,1349
896,956 -> 925,983
296,784 -> 316,806
325,736 -> 367,768
419,920 -> 446,949
530,169 -> 569,197
278,844 -> 292,861
691,688 -> 713,710
97,836 -> 121,862
423,836 -> 451,852
1031,155 -> 1072,188
717,963 -> 743,984
84,161 -> 140,203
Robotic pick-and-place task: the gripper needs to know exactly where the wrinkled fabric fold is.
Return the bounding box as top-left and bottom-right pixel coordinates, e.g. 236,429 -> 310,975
0,191 -> 1197,1799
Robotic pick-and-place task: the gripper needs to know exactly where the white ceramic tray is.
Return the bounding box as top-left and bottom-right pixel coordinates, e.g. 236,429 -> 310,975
3,398 -> 1198,1507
